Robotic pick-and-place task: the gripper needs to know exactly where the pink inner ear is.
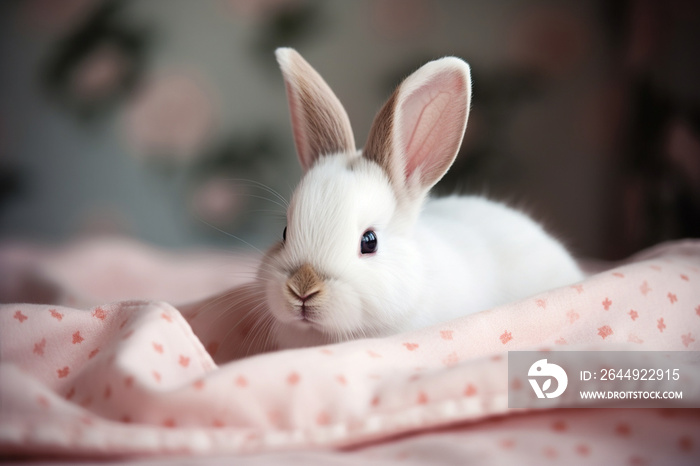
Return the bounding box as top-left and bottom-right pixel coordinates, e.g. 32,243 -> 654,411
398,72 -> 467,185
285,81 -> 311,170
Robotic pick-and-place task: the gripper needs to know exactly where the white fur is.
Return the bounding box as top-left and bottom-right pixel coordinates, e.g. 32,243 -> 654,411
261,49 -> 584,349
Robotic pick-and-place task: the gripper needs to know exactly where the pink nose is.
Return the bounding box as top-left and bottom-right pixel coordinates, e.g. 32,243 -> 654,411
285,263 -> 325,305
288,288 -> 320,303
300,290 -> 320,302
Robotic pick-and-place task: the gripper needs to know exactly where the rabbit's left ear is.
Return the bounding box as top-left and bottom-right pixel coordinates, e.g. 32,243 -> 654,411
276,48 -> 356,172
364,57 -> 471,196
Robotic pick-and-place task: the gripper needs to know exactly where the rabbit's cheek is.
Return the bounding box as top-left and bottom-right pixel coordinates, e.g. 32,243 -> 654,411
314,282 -> 365,333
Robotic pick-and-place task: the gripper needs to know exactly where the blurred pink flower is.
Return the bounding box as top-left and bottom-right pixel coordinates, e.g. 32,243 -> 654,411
123,72 -> 218,163
20,0 -> 94,35
191,178 -> 247,225
70,43 -> 129,101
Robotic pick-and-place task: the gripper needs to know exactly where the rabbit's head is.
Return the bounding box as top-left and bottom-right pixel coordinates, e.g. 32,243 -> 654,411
260,48 -> 471,345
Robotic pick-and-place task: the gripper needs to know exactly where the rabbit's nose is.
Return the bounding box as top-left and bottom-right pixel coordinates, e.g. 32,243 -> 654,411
287,288 -> 320,303
285,263 -> 325,303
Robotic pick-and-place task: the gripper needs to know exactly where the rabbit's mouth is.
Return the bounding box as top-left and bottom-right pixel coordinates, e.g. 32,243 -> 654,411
285,313 -> 327,336
287,303 -> 350,338
300,302 -> 322,322
291,303 -> 321,325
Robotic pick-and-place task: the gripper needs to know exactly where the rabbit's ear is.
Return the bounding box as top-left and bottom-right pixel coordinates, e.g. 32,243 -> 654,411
364,57 -> 471,196
276,48 -> 356,172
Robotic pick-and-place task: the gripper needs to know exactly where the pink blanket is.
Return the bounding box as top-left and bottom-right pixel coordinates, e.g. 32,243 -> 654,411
1,238 -> 700,464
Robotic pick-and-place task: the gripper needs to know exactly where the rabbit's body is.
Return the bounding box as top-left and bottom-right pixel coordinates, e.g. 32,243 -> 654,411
260,49 -> 583,350
410,195 -> 582,330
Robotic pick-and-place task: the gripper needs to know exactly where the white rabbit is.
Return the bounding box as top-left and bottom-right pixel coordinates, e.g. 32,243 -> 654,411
259,48 -> 584,350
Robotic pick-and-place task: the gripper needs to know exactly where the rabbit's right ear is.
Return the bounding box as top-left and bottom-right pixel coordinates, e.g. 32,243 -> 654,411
276,48 -> 356,172
364,57 -> 471,199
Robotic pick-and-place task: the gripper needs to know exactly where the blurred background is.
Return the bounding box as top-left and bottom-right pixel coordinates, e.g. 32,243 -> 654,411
1,0 -> 699,261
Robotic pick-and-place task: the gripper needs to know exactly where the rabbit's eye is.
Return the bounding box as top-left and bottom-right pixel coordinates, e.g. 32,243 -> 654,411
282,226 -> 287,242
360,230 -> 377,255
